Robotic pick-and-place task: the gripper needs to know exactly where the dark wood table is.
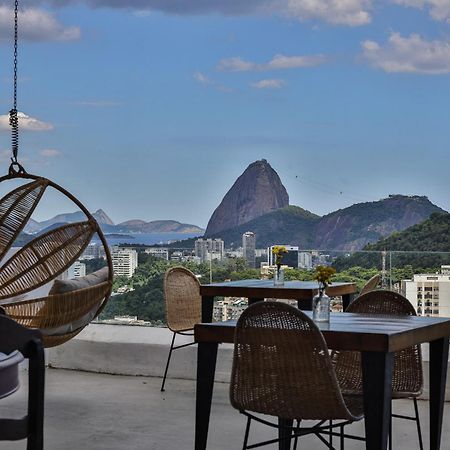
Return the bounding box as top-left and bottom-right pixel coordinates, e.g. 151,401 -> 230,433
194,312 -> 450,450
200,279 -> 358,322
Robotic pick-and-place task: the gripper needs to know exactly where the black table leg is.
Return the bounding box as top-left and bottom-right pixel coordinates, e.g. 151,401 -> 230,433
278,418 -> 293,450
202,296 -> 214,323
195,342 -> 218,450
362,351 -> 394,450
429,338 -> 449,450
342,294 -> 353,311
298,299 -> 312,311
248,297 -> 264,305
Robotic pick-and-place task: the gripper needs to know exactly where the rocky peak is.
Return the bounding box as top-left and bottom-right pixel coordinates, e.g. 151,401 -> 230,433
93,209 -> 114,225
205,159 -> 289,236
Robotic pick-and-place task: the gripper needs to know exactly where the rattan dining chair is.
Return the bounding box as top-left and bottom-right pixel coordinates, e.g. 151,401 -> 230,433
161,266 -> 202,392
359,274 -> 381,296
230,301 -> 365,449
333,290 -> 423,450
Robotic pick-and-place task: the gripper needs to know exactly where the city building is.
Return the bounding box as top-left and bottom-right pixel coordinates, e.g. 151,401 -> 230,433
194,238 -> 224,263
402,266 -> 450,317
145,248 -> 169,260
80,242 -> 105,260
299,251 -> 313,270
111,247 -> 138,278
267,245 -> 299,268
68,261 -> 86,279
242,232 -> 256,268
213,297 -> 248,322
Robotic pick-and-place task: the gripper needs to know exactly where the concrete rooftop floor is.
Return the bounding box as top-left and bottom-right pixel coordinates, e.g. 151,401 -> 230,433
0,368 -> 449,450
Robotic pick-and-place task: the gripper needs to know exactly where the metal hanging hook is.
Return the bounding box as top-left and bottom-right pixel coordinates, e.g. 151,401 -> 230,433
8,0 -> 26,176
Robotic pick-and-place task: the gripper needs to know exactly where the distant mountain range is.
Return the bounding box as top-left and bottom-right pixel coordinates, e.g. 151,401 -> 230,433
24,209 -> 204,236
203,160 -> 447,251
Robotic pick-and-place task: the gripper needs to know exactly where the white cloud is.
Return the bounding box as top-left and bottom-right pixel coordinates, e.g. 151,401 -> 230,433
40,148 -> 60,157
285,0 -> 372,26
251,79 -> 286,89
362,32 -> 450,74
217,54 -> 327,72
0,6 -> 80,42
193,71 -> 212,85
392,0 -> 450,23
25,0 -> 373,27
0,112 -> 54,131
193,71 -> 233,92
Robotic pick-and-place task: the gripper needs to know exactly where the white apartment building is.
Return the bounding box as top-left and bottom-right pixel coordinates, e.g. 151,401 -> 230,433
111,247 -> 138,278
213,297 -> 248,322
194,238 -> 224,263
402,266 -> 450,317
68,261 -> 86,279
242,232 -> 256,268
299,251 -> 313,270
80,242 -> 105,260
145,248 -> 169,260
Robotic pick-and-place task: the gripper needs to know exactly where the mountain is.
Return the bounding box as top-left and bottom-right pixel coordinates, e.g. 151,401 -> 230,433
209,206 -> 319,248
201,193 -> 445,251
365,212 -> 450,252
35,209 -> 115,232
333,212 -> 450,271
205,159 -> 289,236
23,218 -> 42,234
313,195 -> 446,251
117,219 -> 204,234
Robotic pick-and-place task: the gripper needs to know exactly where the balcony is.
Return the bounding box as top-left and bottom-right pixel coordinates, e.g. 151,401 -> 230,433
2,363 -> 450,450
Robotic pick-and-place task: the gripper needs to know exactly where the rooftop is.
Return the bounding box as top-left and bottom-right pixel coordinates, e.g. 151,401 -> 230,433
1,367 -> 449,449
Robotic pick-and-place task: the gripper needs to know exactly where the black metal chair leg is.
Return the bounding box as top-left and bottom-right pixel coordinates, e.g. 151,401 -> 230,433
340,425 -> 344,450
413,398 -> 424,450
389,404 -> 392,450
242,416 -> 251,450
161,332 -> 176,392
329,420 -> 333,447
293,420 -> 301,450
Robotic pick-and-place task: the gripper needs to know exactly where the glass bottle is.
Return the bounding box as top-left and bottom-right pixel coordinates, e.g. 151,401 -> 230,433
312,290 -> 330,322
273,267 -> 284,286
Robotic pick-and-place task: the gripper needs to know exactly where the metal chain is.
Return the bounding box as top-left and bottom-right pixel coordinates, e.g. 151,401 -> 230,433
8,0 -> 24,175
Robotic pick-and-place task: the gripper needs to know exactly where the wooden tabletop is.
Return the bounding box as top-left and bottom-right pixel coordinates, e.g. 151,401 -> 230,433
195,312 -> 450,353
200,279 -> 357,300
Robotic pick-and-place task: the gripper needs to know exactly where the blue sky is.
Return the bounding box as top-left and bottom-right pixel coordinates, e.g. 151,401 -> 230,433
0,1 -> 449,228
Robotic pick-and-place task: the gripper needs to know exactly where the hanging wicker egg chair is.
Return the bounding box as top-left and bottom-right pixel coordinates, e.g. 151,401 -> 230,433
0,173 -> 113,347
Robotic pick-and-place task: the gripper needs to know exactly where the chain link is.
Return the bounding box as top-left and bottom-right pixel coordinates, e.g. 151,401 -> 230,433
9,0 -> 20,168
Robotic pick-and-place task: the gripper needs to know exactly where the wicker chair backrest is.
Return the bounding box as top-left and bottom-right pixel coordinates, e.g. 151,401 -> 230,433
359,274 -> 381,296
230,301 -> 359,421
335,290 -> 423,396
164,267 -> 201,332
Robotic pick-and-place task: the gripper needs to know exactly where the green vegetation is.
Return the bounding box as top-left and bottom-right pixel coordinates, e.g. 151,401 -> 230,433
100,255 -> 261,323
100,254 -> 410,324
334,213 -> 450,271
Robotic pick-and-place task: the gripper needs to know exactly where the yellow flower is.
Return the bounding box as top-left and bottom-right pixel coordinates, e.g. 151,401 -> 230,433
314,265 -> 336,287
272,245 -> 288,266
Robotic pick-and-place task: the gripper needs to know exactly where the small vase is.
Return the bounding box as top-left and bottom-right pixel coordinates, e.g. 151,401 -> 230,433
274,267 -> 284,286
312,291 -> 330,322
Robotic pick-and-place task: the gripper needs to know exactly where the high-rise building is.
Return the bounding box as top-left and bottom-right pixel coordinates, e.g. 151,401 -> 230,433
267,245 -> 299,268
242,232 -> 256,268
299,252 -> 313,270
402,266 -> 450,317
145,248 -> 169,260
111,247 -> 138,278
194,238 -> 224,263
